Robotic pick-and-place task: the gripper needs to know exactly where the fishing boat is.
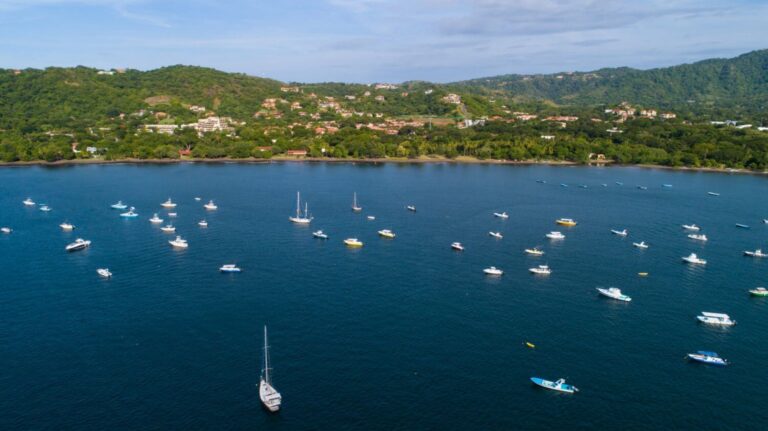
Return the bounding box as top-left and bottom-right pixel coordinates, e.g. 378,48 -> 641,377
219,264 -> 241,273
596,287 -> 632,302
204,200 -> 218,210
161,198 -> 177,208
59,222 -> 75,231
611,229 -> 628,236
111,201 -> 127,210
749,287 -> 768,297
687,351 -> 728,366
546,231 -> 565,240
489,231 -> 503,239
530,377 -> 578,394
633,241 -> 649,249
259,326 -> 282,412
687,234 -> 708,241
707,192 -> 720,196
682,253 -> 707,265
351,192 -> 362,212
483,266 -> 503,276
149,213 -> 164,224
39,205 -> 52,212
344,238 -> 363,247
493,212 -> 509,219
198,220 -> 208,227
97,268 -> 112,278
65,238 -> 91,252
451,242 -> 464,251
1,227 -> 11,234
288,192 -> 312,224
23,198 -> 35,206
556,218 -> 577,226
744,249 -> 767,258
161,224 -> 176,233
525,248 -> 544,256
378,229 -> 395,239
696,312 -> 735,326
682,224 -> 700,231
120,207 -> 138,218
735,223 -> 750,229
529,265 -> 551,275
313,230 -> 328,239
169,236 -> 188,248
406,205 -> 416,212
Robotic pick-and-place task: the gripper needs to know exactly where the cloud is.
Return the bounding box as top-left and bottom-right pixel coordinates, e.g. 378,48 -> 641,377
0,0 -> 170,27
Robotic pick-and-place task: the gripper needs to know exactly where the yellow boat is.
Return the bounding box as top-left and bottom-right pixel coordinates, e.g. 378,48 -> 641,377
344,238 -> 364,247
525,342 -> 536,349
638,272 -> 649,277
556,218 -> 578,226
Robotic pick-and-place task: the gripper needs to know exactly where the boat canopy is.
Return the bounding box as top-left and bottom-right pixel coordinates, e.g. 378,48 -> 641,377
697,351 -> 719,357
701,312 -> 729,318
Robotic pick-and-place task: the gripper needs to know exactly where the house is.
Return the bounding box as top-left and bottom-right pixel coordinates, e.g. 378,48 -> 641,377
286,150 -> 308,157
374,95 -> 385,102
144,124 -> 179,135
442,93 -> 462,104
280,86 -> 301,93
640,109 -> 657,118
606,127 -> 623,134
589,153 -> 606,160
189,105 -> 206,114
660,112 -> 677,119
374,83 -> 398,90
97,70 -> 115,75
424,89 -> 433,95
540,135 -> 555,140
178,146 -> 192,157
255,146 -> 274,152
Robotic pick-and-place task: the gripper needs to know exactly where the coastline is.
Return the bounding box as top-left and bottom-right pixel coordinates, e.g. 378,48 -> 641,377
0,156 -> 765,176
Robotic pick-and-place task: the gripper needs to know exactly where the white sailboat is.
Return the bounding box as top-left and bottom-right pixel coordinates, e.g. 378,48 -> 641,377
288,192 -> 312,224
259,326 -> 282,412
352,192 -> 362,212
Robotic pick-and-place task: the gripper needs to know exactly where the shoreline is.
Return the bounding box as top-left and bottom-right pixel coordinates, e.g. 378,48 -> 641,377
0,156 -> 764,176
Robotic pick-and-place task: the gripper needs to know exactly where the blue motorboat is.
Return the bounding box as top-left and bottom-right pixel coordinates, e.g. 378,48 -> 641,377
687,351 -> 728,366
530,377 -> 578,394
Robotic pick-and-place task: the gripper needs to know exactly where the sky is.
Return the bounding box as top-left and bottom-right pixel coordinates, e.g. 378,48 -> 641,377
0,0 -> 766,83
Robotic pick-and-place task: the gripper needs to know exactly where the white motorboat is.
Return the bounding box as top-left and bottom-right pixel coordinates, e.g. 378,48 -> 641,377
97,268 -> 112,278
596,287 -> 631,302
546,231 -> 565,240
530,377 -> 578,394
161,224 -> 176,233
682,224 -> 700,231
288,192 -> 312,224
378,229 -> 395,239
687,351 -> 728,366
744,249 -> 768,258
65,238 -> 91,252
451,242 -> 464,251
149,213 -> 164,224
493,212 -> 509,219
111,201 -> 127,210
219,264 -> 241,273
313,230 -> 328,239
23,198 -> 35,206
611,229 -> 628,236
259,326 -> 282,412
169,236 -> 188,248
194,197 -> 202,201
406,205 -> 416,212
59,222 -> 75,231
39,205 -> 52,212
120,207 -> 138,218
167,212 -> 178,218
529,265 -> 551,275
687,234 -> 707,242
696,312 -> 735,326
161,198 -> 177,208
204,200 -> 218,210
525,248 -> 544,256
351,192 -> 362,212
633,241 -> 649,249
483,266 -> 503,276
682,253 -> 707,265
489,231 -> 503,239
198,220 -> 208,227
367,216 -> 376,220
1,227 -> 11,234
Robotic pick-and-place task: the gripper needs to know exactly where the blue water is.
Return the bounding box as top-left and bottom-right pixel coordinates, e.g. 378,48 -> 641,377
1,163 -> 767,430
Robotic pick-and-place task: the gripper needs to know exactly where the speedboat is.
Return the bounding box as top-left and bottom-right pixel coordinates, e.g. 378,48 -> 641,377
687,234 -> 707,242
204,200 -> 218,210
525,248 -> 544,256
637,185 -> 648,190
633,241 -> 649,249
530,377 -> 578,394
1,227 -> 11,234
662,184 -> 673,188
149,214 -> 164,224
483,266 -> 503,276
198,220 -> 208,227
111,201 -> 127,210
529,265 -> 551,275
59,222 -> 75,230
65,238 -> 91,252
367,216 -> 376,220
489,231 -> 503,239
687,351 -> 728,366
23,198 -> 35,206
219,264 -> 241,273
168,212 -> 178,218
39,205 -> 52,212
735,223 -> 750,229
344,238 -> 363,247
596,287 -> 631,302
406,205 -> 416,212
682,224 -> 700,231
696,312 -> 735,326
160,224 -> 176,233
378,229 -> 395,239
493,212 -> 509,219
682,253 -> 707,265
744,249 -> 767,258
313,230 -> 328,239
451,242 -> 464,251
169,236 -> 188,248
611,229 -> 628,236
546,231 -> 565,240
194,197 -> 202,201
749,287 -> 768,297
707,192 -> 720,196
161,198 -> 177,208
556,218 -> 577,226
120,207 -> 138,218
97,268 -> 112,278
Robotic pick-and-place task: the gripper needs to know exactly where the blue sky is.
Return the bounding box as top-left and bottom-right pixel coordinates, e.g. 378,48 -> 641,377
0,0 -> 766,83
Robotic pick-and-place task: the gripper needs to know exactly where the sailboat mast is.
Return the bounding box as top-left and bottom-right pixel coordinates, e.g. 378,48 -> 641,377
263,325 -> 270,384
295,192 -> 301,218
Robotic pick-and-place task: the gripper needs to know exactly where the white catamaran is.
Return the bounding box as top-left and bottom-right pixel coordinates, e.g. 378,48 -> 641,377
289,192 -> 313,224
259,326 -> 282,412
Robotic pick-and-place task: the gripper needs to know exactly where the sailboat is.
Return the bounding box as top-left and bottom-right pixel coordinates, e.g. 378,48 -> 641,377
259,326 -> 282,412
288,192 -> 312,224
352,192 -> 362,212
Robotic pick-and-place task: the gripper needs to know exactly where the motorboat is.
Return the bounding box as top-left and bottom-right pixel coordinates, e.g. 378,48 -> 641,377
525,248 -> 544,256
696,312 -> 735,326
596,287 -> 632,302
749,287 -> 768,297
219,264 -> 241,273
546,231 -> 565,240
204,200 -> 218,210
579,185 -> 588,189
259,326 -> 282,412
351,192 -> 362,212
97,268 -> 112,278
707,192 -> 720,196
682,253 -> 707,265
378,229 -> 395,239
65,238 -> 91,252
59,222 -> 75,231
687,351 -> 728,366
149,214 -> 164,224
194,197 -> 202,201
489,231 -> 503,239
111,201 -> 127,210
556,218 -> 577,226
744,249 -> 767,258
529,265 -> 551,275
682,224 -> 700,231
313,230 -> 328,239
633,241 -> 649,249
536,180 -> 546,184
168,212 -> 178,218
39,205 -> 52,212
1,227 -> 11,234
367,216 -> 376,220
735,223 -> 750,229
120,207 -> 138,218
406,205 -> 416,212
637,185 -> 648,190
23,198 -> 35,206
161,198 -> 177,208
169,236 -> 188,248
662,184 -> 673,188
344,238 -> 363,247
483,266 -> 503,276
560,183 -> 568,187
288,192 -> 311,224
615,181 -> 623,186
161,224 -> 176,233
198,220 -> 208,227
688,233 -> 708,241
451,242 -> 464,251
611,229 -> 628,236
530,377 -> 578,394
493,212 -> 509,219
